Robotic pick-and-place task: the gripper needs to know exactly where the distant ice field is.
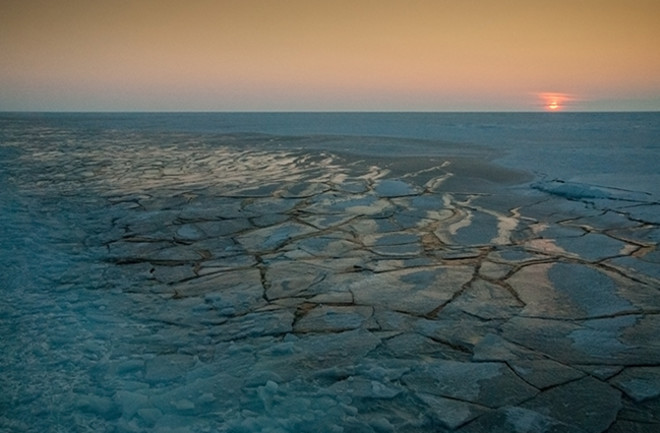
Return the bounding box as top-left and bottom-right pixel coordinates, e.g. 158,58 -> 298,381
3,111 -> 658,196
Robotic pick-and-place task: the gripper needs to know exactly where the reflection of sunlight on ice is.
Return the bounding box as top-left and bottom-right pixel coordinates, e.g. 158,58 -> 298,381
527,238 -> 566,255
20,141 -> 350,197
449,210 -> 473,236
424,209 -> 454,222
346,199 -> 392,216
619,243 -> 638,256
488,207 -> 524,245
424,173 -> 453,191
492,214 -> 518,245
358,166 -> 390,182
331,173 -> 349,184
435,195 -> 521,246
527,223 -> 567,255
443,194 -> 474,236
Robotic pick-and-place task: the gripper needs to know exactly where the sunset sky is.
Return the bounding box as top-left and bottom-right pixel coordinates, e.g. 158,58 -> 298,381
2,0 -> 659,111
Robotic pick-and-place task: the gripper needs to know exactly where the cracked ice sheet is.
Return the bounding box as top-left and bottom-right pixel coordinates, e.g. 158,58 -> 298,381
506,262 -> 638,319
2,114 -> 660,433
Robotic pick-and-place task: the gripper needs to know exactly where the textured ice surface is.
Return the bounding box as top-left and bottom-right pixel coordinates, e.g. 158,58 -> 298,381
1,113 -> 659,432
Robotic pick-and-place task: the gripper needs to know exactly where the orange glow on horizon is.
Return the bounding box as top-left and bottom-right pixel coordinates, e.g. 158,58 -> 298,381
540,92 -> 573,111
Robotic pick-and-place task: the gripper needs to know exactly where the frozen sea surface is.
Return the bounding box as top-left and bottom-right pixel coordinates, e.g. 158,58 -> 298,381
1,113 -> 659,432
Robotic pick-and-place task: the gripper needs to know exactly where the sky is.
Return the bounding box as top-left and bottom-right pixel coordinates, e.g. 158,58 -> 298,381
2,0 -> 659,112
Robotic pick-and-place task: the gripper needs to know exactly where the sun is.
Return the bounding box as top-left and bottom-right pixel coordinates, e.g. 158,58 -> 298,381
539,92 -> 572,112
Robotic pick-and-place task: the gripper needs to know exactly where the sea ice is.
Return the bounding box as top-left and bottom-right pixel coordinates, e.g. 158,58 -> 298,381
2,113 -> 659,432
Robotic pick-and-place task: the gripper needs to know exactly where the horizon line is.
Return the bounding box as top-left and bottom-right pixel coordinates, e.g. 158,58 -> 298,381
2,109 -> 659,114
